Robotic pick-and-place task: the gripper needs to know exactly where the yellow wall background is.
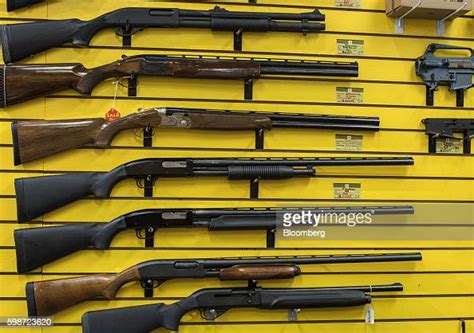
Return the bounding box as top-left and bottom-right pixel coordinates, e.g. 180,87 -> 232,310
0,0 -> 473,332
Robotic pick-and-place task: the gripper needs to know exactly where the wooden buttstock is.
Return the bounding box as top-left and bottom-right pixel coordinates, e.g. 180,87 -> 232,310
27,266 -> 139,316
12,110 -> 165,165
219,265 -> 301,280
3,64 -> 88,107
13,118 -> 105,165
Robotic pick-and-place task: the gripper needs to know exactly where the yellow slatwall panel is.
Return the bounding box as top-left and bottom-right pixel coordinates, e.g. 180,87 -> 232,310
0,0 -> 472,333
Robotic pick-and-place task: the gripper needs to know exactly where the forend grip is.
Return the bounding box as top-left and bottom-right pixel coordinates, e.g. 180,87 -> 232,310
261,289 -> 370,309
220,265 -> 300,280
82,302 -> 188,333
0,19 -> 85,63
15,173 -> 104,223
208,214 -> 276,230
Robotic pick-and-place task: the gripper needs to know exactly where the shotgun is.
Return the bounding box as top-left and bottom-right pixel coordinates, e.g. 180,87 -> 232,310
81,283 -> 404,332
1,7 -> 325,61
11,107 -> 380,165
14,157 -> 414,223
14,205 -> 415,273
0,55 -> 358,107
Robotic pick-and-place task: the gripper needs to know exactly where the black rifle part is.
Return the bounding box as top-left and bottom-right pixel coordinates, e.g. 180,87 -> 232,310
81,283 -> 403,333
415,43 -> 473,107
422,118 -> 474,154
6,0 -> 43,11
14,157 -> 414,223
0,7 -> 325,62
14,205 -> 416,273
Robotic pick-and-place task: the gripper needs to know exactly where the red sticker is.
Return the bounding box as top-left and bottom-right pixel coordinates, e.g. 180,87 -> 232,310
105,108 -> 121,121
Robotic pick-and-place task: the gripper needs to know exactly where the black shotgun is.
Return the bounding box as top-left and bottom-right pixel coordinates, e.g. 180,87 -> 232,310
14,157 -> 414,223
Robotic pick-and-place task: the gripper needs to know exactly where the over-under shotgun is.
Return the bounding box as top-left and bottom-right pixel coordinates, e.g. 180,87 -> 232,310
25,253 -> 420,316
11,107 -> 380,165
0,55 -> 358,107
14,157 -> 414,223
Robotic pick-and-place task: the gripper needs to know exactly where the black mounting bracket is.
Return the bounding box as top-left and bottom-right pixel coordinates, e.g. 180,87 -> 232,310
266,229 -> 276,248
255,128 -> 265,150
144,174 -> 154,197
143,279 -> 154,298
247,279 -> 259,288
143,125 -> 154,147
233,29 -> 243,51
250,178 -> 260,199
128,73 -> 137,97
244,78 -> 254,100
144,227 -> 155,248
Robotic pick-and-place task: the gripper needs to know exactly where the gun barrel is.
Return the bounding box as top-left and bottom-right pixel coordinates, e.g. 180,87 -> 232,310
163,107 -> 380,131
192,205 -> 414,219
192,157 -> 414,167
259,59 -> 359,77
177,7 -> 325,21
263,283 -> 403,293
202,253 -> 422,268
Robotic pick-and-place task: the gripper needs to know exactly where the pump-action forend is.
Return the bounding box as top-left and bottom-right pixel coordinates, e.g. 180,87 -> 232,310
81,283 -> 404,333
14,205 -> 415,273
26,254 -> 420,316
1,6 -> 325,61
11,107 -> 380,165
0,55 -> 358,107
14,157 -> 414,223
422,118 -> 474,154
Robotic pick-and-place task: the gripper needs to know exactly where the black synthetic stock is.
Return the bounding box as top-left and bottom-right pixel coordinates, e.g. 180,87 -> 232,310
15,172 -> 103,223
14,218 -> 127,273
82,302 -> 189,333
6,0 -> 43,11
1,19 -> 85,63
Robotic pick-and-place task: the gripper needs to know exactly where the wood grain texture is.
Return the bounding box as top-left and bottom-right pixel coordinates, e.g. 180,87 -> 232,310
29,265 -> 139,316
219,264 -> 300,280
12,109 -> 272,164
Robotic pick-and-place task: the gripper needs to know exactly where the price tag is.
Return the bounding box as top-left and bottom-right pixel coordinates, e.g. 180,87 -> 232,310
334,183 -> 361,200
335,0 -> 361,8
435,134 -> 463,153
336,87 -> 364,104
337,39 -> 364,56
336,134 -> 363,151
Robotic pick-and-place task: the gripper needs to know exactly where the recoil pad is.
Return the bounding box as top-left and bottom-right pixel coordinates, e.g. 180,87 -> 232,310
227,165 -> 294,180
